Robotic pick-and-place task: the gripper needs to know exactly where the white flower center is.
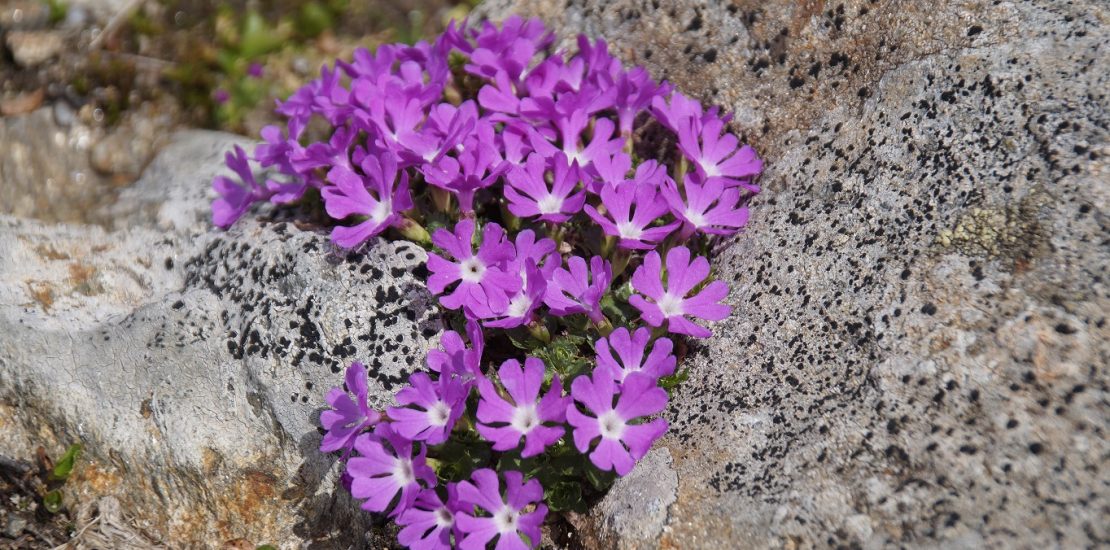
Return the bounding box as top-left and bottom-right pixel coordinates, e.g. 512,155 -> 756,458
684,208 -> 707,228
435,507 -> 454,527
657,293 -> 684,317
702,160 -> 720,178
510,405 -> 540,433
536,194 -> 563,214
427,401 -> 451,426
459,257 -> 486,283
493,506 -> 519,534
370,200 -> 392,223
393,458 -> 415,485
344,414 -> 368,430
505,294 -> 533,318
616,222 -> 643,240
565,147 -> 585,166
598,410 -> 625,440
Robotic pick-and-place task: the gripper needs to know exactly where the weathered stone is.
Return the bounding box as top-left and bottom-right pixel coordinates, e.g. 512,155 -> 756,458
475,0 -> 1109,548
0,131 -> 440,547
0,1 -> 50,31
5,29 -> 63,67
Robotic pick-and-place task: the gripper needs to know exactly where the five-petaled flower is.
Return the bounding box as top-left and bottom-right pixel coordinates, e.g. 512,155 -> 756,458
566,369 -> 668,476
594,327 -> 676,383
320,362 -> 381,454
347,423 -> 436,517
629,246 -> 731,338
476,358 -> 570,457
456,469 -> 547,550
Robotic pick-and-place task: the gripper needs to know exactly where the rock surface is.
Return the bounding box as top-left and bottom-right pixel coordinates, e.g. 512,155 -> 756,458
474,0 -> 1109,548
0,131 -> 440,547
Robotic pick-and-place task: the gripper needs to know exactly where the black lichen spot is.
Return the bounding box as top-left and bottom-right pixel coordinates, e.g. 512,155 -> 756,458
1054,323 -> 1077,335
703,48 -> 718,62
1029,442 -> 1044,455
921,303 -> 937,315
967,25 -> 983,36
789,76 -> 805,89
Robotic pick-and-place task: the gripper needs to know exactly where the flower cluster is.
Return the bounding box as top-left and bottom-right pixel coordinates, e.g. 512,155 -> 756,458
213,15 -> 761,550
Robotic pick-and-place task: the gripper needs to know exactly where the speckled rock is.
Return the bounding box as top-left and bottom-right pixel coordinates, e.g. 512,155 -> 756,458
478,0 -> 1109,548
0,131 -> 440,547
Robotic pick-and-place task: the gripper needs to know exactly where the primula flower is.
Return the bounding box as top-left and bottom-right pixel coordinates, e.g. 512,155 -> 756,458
388,372 -> 468,445
543,255 -> 612,323
476,260 -> 547,329
212,145 -> 271,229
426,320 -> 484,380
476,358 -> 569,457
676,116 -> 762,192
456,469 -> 547,550
321,153 -> 413,248
421,120 -> 507,213
629,246 -> 731,338
505,153 -> 587,223
584,181 -> 678,250
661,174 -> 750,238
427,219 -> 521,313
397,484 -> 461,550
594,328 -> 676,383
320,362 -> 381,454
347,423 -> 435,517
566,370 -> 668,476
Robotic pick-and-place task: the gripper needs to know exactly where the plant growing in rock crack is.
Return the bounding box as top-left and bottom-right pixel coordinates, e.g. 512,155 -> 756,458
212,15 -> 762,549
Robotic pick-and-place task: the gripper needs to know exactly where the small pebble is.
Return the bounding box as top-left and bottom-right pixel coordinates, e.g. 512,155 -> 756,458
6,30 -> 65,67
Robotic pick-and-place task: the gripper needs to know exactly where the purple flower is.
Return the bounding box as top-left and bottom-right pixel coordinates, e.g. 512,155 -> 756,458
347,423 -> 435,517
528,114 -> 622,170
320,362 -> 381,454
247,62 -> 264,78
397,485 -> 461,550
476,358 -> 569,457
566,370 -> 668,476
594,328 -> 676,383
676,117 -> 762,192
212,145 -> 270,229
421,120 -> 507,213
543,255 -> 612,323
321,153 -> 413,248
629,246 -> 731,338
388,372 -> 468,445
661,174 -> 750,238
426,320 -> 484,380
427,219 -> 521,313
477,260 -> 547,329
584,181 -> 678,250
456,469 -> 547,550
505,153 -> 587,223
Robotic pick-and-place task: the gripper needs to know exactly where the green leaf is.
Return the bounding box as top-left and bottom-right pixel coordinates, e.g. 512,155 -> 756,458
239,11 -> 288,59
659,368 -> 689,392
257,545 -> 278,550
43,490 -> 63,513
296,2 -> 333,38
50,444 -> 81,481
585,465 -> 617,493
532,335 -> 591,381
546,481 -> 586,512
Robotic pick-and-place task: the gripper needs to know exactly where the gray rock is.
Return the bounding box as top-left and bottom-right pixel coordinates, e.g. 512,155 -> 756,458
5,29 -> 63,67
477,0 -> 1109,548
0,132 -> 440,546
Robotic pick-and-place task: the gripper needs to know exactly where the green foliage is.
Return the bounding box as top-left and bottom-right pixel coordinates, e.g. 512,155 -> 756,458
43,490 -> 64,514
50,444 -> 82,482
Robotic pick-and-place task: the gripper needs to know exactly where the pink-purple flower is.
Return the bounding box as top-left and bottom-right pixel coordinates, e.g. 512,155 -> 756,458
661,174 -> 751,238
584,181 -> 678,250
543,255 -> 612,323
427,220 -> 520,313
505,153 -> 587,223
456,469 -> 547,550
566,370 -> 668,476
595,328 -> 676,383
476,358 -> 569,457
212,145 -> 271,229
629,246 -> 731,338
347,422 -> 436,517
321,152 -> 413,248
320,362 -> 381,454
397,484 -> 460,550
388,372 -> 468,445
426,321 -> 484,380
